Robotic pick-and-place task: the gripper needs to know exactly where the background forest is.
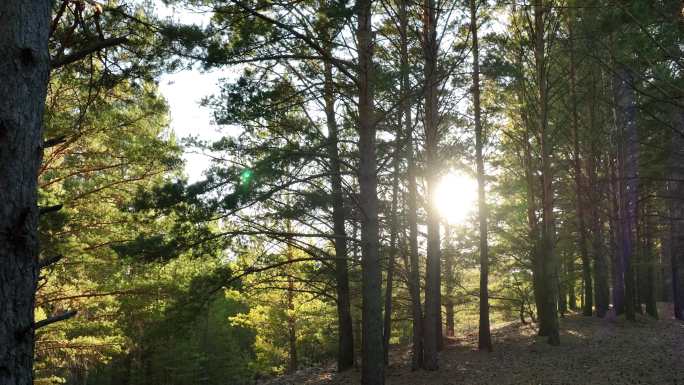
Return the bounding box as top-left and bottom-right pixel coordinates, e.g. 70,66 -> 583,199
0,0 -> 682,384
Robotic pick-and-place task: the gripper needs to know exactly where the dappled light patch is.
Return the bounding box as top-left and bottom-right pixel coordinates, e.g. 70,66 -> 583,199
259,314 -> 684,385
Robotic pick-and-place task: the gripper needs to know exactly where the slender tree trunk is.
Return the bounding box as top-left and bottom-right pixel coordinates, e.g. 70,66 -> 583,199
661,218 -> 673,303
558,258 -> 567,317
287,292 -> 297,373
522,126 -> 542,324
470,0 -> 492,352
566,255 -> 577,311
669,6 -> 684,319
0,2 -> 51,384
444,295 -> 455,338
444,231 -> 455,338
614,65 -> 638,322
286,243 -> 298,373
513,20 -> 542,325
398,0 -> 422,369
587,69 -> 610,318
422,0 -> 443,368
643,204 -> 658,319
635,206 -> 644,315
356,0 -> 384,382
382,238 -> 396,365
524,154 -> 543,325
589,156 -> 610,317
383,118 -> 401,365
568,15 -> 592,316
610,156 -> 625,314
323,38 -> 355,372
670,107 -> 684,320
534,0 -> 559,345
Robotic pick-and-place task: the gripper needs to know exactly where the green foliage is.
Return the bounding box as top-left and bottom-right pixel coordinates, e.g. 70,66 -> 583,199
34,0 -> 684,383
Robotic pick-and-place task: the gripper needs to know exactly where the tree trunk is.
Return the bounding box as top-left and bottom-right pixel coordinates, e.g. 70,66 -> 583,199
566,254 -> 577,311
356,0 -> 384,382
0,2 -> 51,384
635,205 -> 644,316
287,251 -> 298,373
610,156 -> 625,314
670,107 -> 684,320
614,65 -> 638,322
522,124 -> 542,324
558,258 -> 567,317
568,15 -> 592,317
513,18 -> 542,326
660,219 -> 673,303
534,0 -> 559,345
589,155 -> 610,317
397,0 -> 422,369
669,6 -> 684,318
470,0 -> 492,352
444,298 -> 455,338
383,118 -> 401,365
444,231 -> 455,338
586,68 -> 610,318
422,0 -> 442,369
323,37 -> 355,372
642,204 -> 658,319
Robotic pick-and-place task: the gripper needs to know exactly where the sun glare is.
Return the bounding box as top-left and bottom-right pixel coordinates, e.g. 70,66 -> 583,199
434,171 -> 479,225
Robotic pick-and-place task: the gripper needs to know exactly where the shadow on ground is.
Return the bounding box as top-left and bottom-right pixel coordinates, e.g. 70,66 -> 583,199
263,310 -> 684,385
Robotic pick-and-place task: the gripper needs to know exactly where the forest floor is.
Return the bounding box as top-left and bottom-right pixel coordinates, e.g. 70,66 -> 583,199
263,307 -> 684,385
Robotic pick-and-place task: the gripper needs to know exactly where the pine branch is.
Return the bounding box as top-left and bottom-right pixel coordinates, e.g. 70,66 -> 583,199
43,136 -> 67,149
51,36 -> 128,69
39,254 -> 64,270
39,204 -> 63,216
33,310 -> 78,330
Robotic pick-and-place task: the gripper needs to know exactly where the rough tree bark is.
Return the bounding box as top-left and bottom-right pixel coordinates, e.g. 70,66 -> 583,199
0,2 -> 52,384
356,0 -> 384,382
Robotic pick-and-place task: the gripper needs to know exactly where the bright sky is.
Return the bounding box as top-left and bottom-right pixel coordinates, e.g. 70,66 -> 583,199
154,1 -> 225,183
158,69 -> 225,183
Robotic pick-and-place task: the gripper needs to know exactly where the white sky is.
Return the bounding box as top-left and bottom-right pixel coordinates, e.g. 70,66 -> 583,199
159,69 -> 225,183
154,1 -> 226,183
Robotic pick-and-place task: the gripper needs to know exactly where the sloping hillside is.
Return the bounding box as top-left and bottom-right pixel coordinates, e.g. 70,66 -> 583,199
263,313 -> 684,385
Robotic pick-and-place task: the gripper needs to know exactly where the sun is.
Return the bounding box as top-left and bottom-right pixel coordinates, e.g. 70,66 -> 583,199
434,171 -> 479,225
